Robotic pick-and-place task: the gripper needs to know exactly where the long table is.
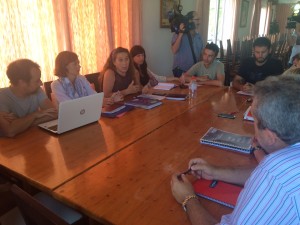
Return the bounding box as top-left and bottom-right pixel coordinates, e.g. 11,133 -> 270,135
0,86 -> 222,193
53,88 -> 257,225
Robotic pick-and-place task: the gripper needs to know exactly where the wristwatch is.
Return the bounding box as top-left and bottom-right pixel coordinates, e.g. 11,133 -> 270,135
182,195 -> 198,212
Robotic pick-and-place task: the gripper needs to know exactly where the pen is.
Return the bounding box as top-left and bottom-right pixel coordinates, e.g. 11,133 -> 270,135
177,168 -> 192,180
181,167 -> 192,175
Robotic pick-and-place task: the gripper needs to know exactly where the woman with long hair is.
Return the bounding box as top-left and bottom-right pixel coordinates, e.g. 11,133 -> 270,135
130,45 -> 178,93
99,47 -> 141,99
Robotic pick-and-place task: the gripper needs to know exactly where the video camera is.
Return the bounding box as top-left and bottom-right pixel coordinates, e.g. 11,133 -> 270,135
168,4 -> 196,34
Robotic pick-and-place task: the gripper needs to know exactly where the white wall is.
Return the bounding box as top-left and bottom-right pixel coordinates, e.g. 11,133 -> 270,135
141,0 -> 196,76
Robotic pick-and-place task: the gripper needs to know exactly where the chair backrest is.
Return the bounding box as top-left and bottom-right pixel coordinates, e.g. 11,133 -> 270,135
85,72 -> 100,92
11,185 -> 70,225
219,40 -> 224,59
43,81 -> 53,100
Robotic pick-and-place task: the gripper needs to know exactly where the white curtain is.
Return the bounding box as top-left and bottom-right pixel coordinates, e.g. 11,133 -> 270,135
195,0 -> 210,45
259,2 -> 272,35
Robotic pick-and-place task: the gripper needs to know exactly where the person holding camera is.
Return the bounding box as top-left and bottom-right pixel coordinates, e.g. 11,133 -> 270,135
171,11 -> 203,77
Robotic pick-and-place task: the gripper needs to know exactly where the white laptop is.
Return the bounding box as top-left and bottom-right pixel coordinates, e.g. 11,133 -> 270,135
38,93 -> 104,134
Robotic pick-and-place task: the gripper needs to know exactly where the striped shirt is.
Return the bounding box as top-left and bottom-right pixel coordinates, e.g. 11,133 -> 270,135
220,143 -> 300,225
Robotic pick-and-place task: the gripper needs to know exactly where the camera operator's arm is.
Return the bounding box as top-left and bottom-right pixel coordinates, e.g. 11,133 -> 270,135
171,23 -> 185,54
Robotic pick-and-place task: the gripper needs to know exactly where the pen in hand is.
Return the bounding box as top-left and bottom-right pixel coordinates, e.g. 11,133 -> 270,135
177,163 -> 197,180
177,168 -> 192,180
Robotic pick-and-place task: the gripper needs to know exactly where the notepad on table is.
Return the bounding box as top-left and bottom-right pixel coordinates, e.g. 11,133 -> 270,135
153,82 -> 176,90
102,103 -> 126,114
243,106 -> 254,122
165,93 -> 187,101
101,105 -> 134,118
125,97 -> 162,109
237,90 -> 253,96
200,127 -> 253,154
193,179 -> 242,208
137,94 -> 166,101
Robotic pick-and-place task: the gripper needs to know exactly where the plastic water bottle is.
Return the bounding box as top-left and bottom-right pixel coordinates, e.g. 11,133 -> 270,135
189,77 -> 197,98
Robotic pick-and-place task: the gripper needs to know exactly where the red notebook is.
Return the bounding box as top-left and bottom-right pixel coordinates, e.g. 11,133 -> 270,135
193,179 -> 242,208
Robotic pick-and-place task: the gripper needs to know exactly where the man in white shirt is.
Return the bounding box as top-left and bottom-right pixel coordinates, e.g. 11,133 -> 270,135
171,75 -> 300,224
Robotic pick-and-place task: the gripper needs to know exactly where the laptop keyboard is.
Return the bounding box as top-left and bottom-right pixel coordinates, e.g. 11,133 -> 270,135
48,125 -> 58,132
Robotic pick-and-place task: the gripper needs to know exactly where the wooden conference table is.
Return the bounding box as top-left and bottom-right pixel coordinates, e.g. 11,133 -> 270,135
0,85 -> 258,224
52,88 -> 257,225
0,85 -> 222,193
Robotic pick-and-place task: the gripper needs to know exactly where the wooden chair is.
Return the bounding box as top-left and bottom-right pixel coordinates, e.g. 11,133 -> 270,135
224,39 -> 234,86
43,81 -> 53,100
85,72 -> 100,93
219,40 -> 224,59
0,184 -> 86,225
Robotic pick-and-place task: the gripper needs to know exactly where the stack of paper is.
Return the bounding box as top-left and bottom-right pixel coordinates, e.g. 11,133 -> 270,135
153,82 -> 176,90
125,97 -> 162,110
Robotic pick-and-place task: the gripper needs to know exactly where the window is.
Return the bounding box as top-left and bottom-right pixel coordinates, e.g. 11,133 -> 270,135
0,0 -> 140,88
207,0 -> 236,52
0,1 -> 58,88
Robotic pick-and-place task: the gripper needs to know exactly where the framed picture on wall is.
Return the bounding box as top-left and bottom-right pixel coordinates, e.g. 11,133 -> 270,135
240,0 -> 249,28
160,0 -> 179,28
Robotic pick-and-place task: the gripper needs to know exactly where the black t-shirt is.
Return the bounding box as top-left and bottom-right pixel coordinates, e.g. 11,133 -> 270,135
238,57 -> 283,84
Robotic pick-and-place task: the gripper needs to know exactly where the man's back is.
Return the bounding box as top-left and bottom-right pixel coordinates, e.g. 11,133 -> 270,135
221,143 -> 300,224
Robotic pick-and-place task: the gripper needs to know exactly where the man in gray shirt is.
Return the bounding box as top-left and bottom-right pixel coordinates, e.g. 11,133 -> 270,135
0,59 -> 57,137
180,43 -> 225,87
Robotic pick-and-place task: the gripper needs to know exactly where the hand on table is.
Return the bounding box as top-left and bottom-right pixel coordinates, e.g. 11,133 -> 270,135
196,75 -> 209,82
0,112 -> 17,123
171,173 -> 195,204
126,81 -> 141,95
188,158 -> 215,180
111,91 -> 124,102
242,83 -> 254,93
142,85 -> 150,94
35,108 -> 57,119
179,74 -> 186,84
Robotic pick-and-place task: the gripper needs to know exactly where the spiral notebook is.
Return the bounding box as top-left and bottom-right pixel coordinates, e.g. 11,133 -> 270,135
193,179 -> 242,208
200,127 -> 253,154
125,97 -> 162,109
